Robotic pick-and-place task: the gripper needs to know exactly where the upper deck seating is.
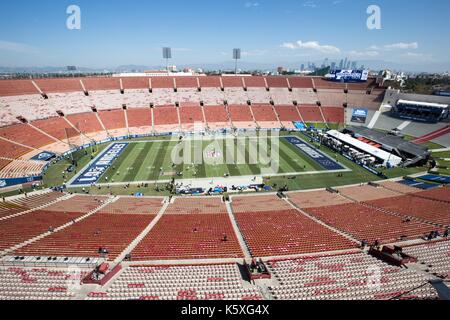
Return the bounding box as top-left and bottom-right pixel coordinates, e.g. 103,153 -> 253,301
297,105 -> 323,122
83,78 -> 120,92
150,77 -> 174,89
121,77 -> 149,90
198,76 -> 221,88
242,76 -> 266,88
222,76 -> 243,88
275,105 -> 302,126
31,117 -> 77,141
0,94 -> 56,124
204,105 -> 229,125
174,77 -> 198,88
65,112 -> 104,135
228,105 -> 255,129
266,77 -> 289,88
200,88 -> 224,106
312,78 -> 347,90
347,90 -> 384,110
270,88 -> 292,105
288,77 -> 314,89
0,80 -> 39,96
0,123 -> 56,149
246,88 -> 271,104
126,108 -> 152,135
317,89 -> 346,107
179,105 -> 205,131
224,88 -> 248,105
98,109 -> 126,130
0,138 -> 33,160
35,79 -> 83,94
291,89 -> 318,105
153,105 -> 180,133
321,106 -> 345,124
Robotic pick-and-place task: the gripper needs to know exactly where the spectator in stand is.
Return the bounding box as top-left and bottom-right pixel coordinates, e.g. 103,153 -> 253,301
443,228 -> 449,238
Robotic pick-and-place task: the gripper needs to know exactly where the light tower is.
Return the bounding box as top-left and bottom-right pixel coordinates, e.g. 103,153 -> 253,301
162,47 -> 172,74
233,48 -> 241,75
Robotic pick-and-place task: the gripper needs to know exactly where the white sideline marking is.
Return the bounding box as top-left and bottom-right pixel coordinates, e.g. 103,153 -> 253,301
367,111 -> 381,129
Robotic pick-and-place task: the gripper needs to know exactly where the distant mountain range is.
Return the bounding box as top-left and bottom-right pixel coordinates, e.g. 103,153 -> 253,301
1,59 -> 449,74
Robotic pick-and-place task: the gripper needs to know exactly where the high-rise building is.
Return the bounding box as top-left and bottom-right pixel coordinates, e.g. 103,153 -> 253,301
339,59 -> 344,69
351,61 -> 357,69
331,62 -> 336,70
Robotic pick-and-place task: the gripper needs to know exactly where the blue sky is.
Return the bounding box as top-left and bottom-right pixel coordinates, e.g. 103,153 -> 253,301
0,0 -> 449,69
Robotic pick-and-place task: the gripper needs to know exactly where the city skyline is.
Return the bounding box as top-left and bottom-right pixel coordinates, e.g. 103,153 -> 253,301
1,0 -> 449,72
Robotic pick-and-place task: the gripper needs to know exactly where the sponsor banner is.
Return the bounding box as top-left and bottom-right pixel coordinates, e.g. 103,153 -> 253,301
0,176 -> 43,189
351,108 -> 369,123
293,122 -> 307,131
71,143 -> 128,186
284,136 -> 344,170
31,151 -> 56,162
326,70 -> 369,82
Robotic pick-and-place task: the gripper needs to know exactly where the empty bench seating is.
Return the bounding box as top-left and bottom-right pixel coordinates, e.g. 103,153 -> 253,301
267,252 -> 437,300
131,198 -> 243,260
288,190 -> 352,209
15,212 -> 156,260
306,203 -> 439,244
0,266 -> 89,300
0,210 -> 85,252
234,209 -> 357,257
402,240 -> 450,277
88,264 -> 263,300
366,195 -> 450,226
0,191 -> 65,218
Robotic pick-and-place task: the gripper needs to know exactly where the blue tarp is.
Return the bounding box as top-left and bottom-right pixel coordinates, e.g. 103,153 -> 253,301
284,136 -> 344,170
398,179 -> 440,190
417,175 -> 450,184
71,143 -> 128,185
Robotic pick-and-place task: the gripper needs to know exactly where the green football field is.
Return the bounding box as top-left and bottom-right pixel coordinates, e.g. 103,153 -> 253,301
94,135 -> 331,184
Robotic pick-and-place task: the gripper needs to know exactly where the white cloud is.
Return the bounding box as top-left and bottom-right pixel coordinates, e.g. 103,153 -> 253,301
348,50 -> 379,57
0,40 -> 38,54
303,1 -> 317,8
281,40 -> 341,54
403,52 -> 433,61
244,2 -> 260,8
384,42 -> 418,50
371,42 -> 419,51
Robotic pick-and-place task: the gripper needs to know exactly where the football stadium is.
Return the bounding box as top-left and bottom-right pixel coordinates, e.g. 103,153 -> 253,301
0,0 -> 449,306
